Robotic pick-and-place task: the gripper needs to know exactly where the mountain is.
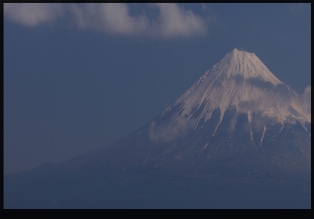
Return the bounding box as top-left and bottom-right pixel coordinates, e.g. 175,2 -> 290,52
4,49 -> 311,209
73,48 -> 310,173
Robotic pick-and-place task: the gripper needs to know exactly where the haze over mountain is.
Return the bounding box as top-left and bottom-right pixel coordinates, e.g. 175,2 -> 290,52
4,49 -> 311,209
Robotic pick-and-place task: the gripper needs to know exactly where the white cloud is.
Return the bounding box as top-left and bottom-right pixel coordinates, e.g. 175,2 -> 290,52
69,3 -> 150,36
149,116 -> 195,143
302,85 -> 311,101
4,3 -> 208,39
4,3 -> 65,27
299,85 -> 311,116
149,3 -> 208,38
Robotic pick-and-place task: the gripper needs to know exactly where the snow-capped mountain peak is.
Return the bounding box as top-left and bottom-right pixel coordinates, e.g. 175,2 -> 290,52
213,48 -> 282,85
161,49 -> 310,131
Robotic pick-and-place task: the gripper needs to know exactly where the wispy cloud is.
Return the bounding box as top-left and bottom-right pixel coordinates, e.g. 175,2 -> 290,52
4,3 -> 65,27
4,3 -> 208,39
148,3 -> 208,38
297,85 -> 311,119
149,116 -> 195,143
69,3 -> 150,36
236,83 -> 311,124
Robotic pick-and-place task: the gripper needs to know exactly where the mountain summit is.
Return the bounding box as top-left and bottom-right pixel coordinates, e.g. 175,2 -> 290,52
211,48 -> 282,83
5,49 -> 311,208
161,48 -> 310,132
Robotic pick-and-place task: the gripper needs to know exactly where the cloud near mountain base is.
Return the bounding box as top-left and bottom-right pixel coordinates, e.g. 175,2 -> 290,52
149,116 -> 195,143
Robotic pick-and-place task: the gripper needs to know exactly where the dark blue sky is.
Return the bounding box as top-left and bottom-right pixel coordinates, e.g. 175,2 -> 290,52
4,3 -> 311,174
